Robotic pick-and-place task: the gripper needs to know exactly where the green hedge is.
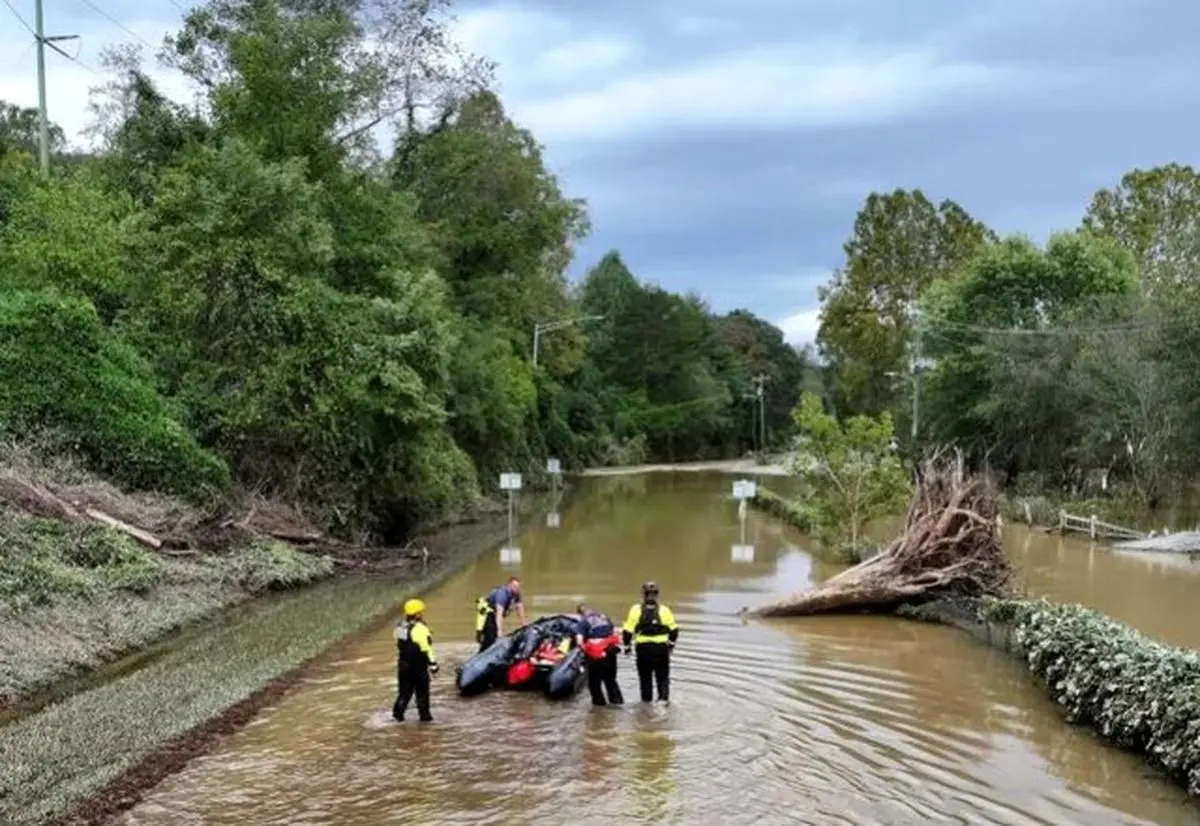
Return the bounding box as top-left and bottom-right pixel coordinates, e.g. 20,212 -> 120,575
0,289 -> 229,500
749,486 -> 815,532
982,597 -> 1200,794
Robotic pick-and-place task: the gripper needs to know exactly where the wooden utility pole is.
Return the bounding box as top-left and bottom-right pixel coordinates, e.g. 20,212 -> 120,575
746,373 -> 769,456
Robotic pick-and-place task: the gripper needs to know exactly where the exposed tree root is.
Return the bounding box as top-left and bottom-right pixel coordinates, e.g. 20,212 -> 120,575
749,452 -> 1012,617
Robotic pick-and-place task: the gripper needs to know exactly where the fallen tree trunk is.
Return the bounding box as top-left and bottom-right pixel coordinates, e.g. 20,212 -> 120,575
748,453 -> 1013,617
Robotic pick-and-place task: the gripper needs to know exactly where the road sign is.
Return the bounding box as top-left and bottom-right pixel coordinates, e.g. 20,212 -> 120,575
732,479 -> 757,500
731,544 -> 755,563
546,458 -> 561,475
500,473 -> 523,491
499,547 -> 522,565
546,511 -> 560,528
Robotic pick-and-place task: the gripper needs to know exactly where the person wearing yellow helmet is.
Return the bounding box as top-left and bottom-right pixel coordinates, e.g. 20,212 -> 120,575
393,597 -> 438,722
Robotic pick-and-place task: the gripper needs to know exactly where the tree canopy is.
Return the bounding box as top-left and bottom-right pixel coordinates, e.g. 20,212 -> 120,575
812,163 -> 1200,508
0,0 -> 809,540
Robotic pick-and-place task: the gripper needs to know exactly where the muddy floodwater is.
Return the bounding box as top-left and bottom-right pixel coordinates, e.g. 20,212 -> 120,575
117,473 -> 1200,825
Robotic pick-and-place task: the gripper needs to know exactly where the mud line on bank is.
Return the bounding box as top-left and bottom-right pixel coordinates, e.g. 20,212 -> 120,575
45,497 -> 556,826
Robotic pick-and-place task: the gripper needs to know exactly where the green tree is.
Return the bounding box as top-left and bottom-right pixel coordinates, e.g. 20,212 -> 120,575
787,391 -> 910,556
920,232 -> 1139,484
715,309 -> 807,452
816,189 -> 995,418
1082,163 -> 1200,295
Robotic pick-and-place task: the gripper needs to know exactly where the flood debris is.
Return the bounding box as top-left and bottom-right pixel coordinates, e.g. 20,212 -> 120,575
748,452 -> 1013,617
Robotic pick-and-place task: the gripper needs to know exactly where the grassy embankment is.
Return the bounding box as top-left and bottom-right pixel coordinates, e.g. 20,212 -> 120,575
0,442 -> 539,826
0,439 -> 518,713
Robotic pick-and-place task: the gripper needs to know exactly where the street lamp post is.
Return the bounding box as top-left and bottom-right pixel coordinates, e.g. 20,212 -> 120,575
532,315 -> 605,367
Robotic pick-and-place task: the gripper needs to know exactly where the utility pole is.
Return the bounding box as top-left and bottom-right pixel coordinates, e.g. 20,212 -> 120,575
33,0 -> 78,176
744,373 -> 769,456
910,315 -> 923,446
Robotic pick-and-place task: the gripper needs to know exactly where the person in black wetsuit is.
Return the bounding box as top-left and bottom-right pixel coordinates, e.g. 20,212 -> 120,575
393,598 -> 438,722
621,581 -> 679,703
574,602 -> 624,707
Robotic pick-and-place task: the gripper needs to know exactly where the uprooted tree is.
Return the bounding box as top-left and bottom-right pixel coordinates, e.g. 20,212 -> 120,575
750,451 -> 1012,617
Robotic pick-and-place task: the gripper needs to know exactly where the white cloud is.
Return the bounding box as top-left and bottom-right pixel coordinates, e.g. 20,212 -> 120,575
515,45 -> 1012,146
448,4 -> 1027,147
776,307 -> 822,346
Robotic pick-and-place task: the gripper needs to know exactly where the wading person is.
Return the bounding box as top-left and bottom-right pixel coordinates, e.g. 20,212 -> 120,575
474,576 -> 526,652
622,581 -> 679,704
574,602 -> 624,706
393,598 -> 438,723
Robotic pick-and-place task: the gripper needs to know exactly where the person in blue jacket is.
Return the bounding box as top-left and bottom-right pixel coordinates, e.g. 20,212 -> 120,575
474,576 -> 526,651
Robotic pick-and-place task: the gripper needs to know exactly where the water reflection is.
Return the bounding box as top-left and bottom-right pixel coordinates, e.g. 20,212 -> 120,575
118,472 -> 1200,826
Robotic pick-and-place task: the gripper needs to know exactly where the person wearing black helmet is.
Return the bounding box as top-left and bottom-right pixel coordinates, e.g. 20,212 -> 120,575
621,581 -> 679,703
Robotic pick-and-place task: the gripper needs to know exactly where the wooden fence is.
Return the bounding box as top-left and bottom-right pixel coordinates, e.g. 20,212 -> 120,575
1057,509 -> 1146,542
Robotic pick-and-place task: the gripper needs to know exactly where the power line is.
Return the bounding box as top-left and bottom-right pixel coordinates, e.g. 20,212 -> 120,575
74,0 -> 156,50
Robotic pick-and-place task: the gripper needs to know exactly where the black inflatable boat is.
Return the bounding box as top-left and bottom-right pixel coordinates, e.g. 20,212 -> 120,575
455,613 -> 587,700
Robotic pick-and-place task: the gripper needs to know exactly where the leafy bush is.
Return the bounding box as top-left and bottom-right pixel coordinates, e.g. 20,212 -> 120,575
223,539 -> 334,592
0,289 -> 230,500
0,514 -> 165,611
982,597 -> 1200,794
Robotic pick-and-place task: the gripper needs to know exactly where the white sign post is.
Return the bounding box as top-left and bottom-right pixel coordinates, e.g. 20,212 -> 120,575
731,544 -> 755,563
500,472 -> 523,550
546,511 -> 560,529
499,546 -> 522,565
732,478 -> 757,558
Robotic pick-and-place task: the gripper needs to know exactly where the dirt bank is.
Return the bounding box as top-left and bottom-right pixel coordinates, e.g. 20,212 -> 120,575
0,501 -> 540,826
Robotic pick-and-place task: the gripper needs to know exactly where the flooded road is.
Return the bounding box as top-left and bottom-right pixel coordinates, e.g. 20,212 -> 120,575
118,473 -> 1200,825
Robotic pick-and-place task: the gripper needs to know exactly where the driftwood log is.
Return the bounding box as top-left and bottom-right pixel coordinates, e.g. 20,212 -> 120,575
749,453 -> 1012,617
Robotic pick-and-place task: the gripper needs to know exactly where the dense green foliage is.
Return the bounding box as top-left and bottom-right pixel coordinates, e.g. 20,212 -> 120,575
0,0 -> 807,539
982,597 -> 1200,794
814,166 -> 1200,507
786,391 -> 910,555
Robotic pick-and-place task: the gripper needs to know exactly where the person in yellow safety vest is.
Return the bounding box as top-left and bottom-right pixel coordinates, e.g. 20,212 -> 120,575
621,581 -> 679,704
393,598 -> 438,723
474,576 -> 526,652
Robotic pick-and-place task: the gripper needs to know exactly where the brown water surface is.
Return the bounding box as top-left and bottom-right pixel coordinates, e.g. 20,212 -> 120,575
117,473 -> 1200,825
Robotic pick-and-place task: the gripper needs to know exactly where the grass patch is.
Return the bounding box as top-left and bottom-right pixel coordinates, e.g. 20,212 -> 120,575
980,597 -> 1200,795
0,512 -> 165,611
223,538 -> 334,593
0,515 -> 508,826
0,511 -> 336,705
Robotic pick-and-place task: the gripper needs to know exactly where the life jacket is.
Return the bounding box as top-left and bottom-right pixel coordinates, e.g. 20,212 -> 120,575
396,620 -> 430,666
579,613 -> 620,660
634,602 -> 669,638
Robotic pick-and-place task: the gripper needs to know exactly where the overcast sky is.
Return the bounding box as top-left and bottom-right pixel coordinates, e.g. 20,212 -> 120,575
2,0 -> 1198,346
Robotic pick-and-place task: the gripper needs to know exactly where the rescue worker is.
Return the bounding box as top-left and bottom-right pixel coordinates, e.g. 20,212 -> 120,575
621,581 -> 679,704
574,602 -> 624,706
393,598 -> 438,723
474,576 -> 526,652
